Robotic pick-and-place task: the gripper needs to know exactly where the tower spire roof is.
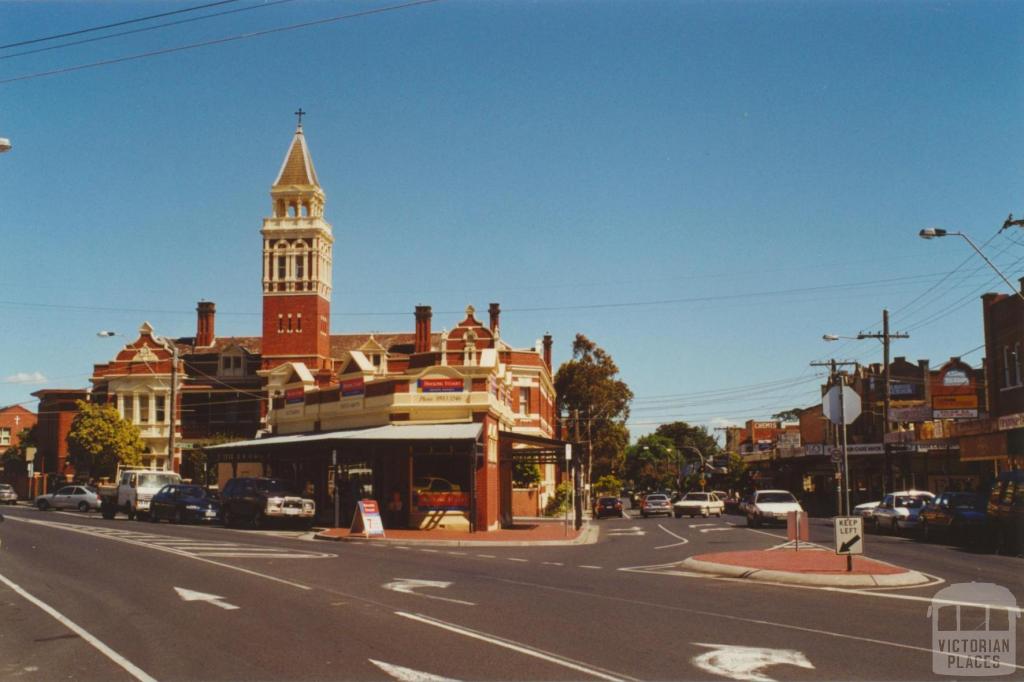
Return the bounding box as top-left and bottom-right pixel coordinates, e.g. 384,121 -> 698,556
273,123 -> 320,188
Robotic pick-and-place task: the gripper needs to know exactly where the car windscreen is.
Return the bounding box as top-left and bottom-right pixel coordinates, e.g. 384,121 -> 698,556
896,496 -> 928,508
598,498 -> 617,505
255,479 -> 295,494
949,494 -> 985,510
684,494 -> 709,501
139,473 -> 179,488
179,486 -> 204,498
756,492 -> 796,503
646,495 -> 668,502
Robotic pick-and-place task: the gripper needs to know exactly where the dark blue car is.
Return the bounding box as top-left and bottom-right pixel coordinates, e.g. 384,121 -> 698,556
150,484 -> 221,524
918,491 -> 987,545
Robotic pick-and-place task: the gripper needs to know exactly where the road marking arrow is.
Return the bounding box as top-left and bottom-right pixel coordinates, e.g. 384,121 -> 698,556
369,659 -> 459,682
382,579 -> 475,606
173,587 -> 239,610
839,534 -> 861,553
692,643 -> 813,682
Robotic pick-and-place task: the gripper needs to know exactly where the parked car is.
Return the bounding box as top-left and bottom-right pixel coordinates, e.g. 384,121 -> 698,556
870,490 -> 934,535
0,483 -> 17,504
673,492 -> 725,518
220,477 -> 315,529
150,484 -> 221,524
640,493 -> 672,518
853,500 -> 880,524
34,485 -> 101,512
918,491 -> 987,545
593,496 -> 624,519
413,477 -> 462,493
745,490 -> 803,527
986,470 -> 1024,555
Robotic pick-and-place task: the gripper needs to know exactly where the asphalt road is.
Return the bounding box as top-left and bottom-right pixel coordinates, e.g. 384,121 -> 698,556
0,506 -> 1021,681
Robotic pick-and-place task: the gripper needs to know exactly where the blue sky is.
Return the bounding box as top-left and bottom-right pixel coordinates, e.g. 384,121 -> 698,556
2,0 -> 1022,438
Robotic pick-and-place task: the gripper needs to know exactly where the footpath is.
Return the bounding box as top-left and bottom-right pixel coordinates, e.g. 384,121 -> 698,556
682,545 -> 931,587
315,518 -> 597,547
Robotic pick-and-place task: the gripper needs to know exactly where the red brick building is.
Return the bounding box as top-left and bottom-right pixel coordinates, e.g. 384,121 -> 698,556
0,403 -> 36,452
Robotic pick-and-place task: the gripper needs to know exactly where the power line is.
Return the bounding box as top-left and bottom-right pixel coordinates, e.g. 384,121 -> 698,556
1,0 -> 298,62
0,0 -> 444,85
0,0 -> 242,50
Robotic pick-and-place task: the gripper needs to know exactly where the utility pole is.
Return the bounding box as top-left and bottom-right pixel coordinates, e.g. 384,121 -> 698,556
858,309 -> 909,494
572,409 -> 581,530
167,342 -> 179,473
811,359 -> 858,515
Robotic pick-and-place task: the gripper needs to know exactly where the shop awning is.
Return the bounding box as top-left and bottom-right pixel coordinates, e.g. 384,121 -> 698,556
206,423 -> 483,453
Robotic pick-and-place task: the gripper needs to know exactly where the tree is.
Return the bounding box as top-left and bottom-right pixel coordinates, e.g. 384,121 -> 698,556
555,334 -> 633,490
593,474 -> 623,496
187,433 -> 242,485
621,434 -> 678,493
513,460 -> 542,487
67,401 -> 145,478
721,451 -> 750,493
654,422 -> 721,464
771,408 -> 804,422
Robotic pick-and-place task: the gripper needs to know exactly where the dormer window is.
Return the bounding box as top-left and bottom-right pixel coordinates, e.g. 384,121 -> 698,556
220,353 -> 244,377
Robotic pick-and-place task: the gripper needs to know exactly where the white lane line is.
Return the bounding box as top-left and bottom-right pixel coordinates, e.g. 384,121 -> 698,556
489,575 -> 1024,672
420,549 -> 440,553
369,658 -> 459,682
395,612 -> 638,682
654,524 -> 689,550
699,528 -> 733,534
476,554 -> 496,559
541,561 -> 563,566
688,523 -> 716,528
447,552 -> 466,556
578,565 -> 602,570
6,516 -> 313,590
507,558 -> 528,563
0,572 -> 157,682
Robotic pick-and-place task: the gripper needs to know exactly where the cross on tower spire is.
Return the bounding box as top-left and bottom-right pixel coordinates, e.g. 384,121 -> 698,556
294,108 -> 306,128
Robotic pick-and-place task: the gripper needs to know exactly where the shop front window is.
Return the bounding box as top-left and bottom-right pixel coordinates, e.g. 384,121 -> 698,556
412,455 -> 470,512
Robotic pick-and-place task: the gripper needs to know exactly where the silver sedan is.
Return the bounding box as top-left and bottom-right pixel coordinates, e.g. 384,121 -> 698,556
34,485 -> 101,512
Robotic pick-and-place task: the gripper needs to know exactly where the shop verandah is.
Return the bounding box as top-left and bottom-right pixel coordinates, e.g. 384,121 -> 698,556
206,424 -> 573,532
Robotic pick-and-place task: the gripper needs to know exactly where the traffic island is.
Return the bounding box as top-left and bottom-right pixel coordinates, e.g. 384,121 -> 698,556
681,549 -> 931,587
314,521 -> 597,547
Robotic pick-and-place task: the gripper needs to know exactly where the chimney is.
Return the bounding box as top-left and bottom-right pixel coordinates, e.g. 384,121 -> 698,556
542,333 -> 553,370
196,301 -> 216,346
488,302 -> 500,333
415,305 -> 432,353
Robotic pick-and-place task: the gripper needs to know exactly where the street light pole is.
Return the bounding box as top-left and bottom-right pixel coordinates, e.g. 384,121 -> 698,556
920,228 -> 1024,303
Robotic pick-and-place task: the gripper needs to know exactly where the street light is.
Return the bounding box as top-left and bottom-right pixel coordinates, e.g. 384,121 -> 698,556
919,227 -> 1024,303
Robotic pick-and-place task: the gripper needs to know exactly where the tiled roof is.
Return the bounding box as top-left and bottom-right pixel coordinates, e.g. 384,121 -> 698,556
273,128 -> 319,187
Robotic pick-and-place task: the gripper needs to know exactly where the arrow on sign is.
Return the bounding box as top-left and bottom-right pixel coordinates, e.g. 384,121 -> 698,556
174,587 -> 239,610
839,534 -> 861,553
692,643 -> 814,682
382,579 -> 475,606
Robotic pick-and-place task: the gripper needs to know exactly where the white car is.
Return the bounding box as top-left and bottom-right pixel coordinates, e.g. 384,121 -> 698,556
0,483 -> 17,504
745,489 -> 803,527
853,500 -> 880,522
870,490 -> 934,535
673,492 -> 725,518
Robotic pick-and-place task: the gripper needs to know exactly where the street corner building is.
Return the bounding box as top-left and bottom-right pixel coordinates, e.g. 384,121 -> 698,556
47,119 -> 566,532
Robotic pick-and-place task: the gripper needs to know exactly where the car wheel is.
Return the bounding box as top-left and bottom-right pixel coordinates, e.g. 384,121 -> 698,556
746,514 -> 754,527
175,509 -> 185,525
251,512 -> 263,529
126,507 -> 136,521
149,508 -> 159,522
674,511 -> 681,519
223,508 -> 234,528
920,520 -> 930,542
36,499 -> 48,511
641,512 -> 647,518
77,501 -> 89,513
891,518 -> 901,536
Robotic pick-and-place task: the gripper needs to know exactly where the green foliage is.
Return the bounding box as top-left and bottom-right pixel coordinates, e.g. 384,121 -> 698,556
555,334 -> 633,481
593,474 -> 622,496
66,400 -> 145,478
544,481 -> 574,516
621,434 -> 680,492
722,451 -> 750,492
771,408 -> 804,422
654,422 -> 721,463
513,460 -> 543,487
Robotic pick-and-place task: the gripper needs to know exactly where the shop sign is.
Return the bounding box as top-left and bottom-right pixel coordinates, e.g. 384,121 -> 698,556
890,383 -> 918,397
888,405 -> 932,422
350,499 -> 385,538
959,432 -> 1008,462
846,443 -> 884,456
418,378 -> 464,393
884,430 -> 916,445
414,491 -> 470,511
804,444 -> 824,456
933,394 -> 977,410
942,369 -> 970,386
998,413 -> 1024,431
933,408 -> 978,420
285,388 -> 305,405
341,377 -> 365,397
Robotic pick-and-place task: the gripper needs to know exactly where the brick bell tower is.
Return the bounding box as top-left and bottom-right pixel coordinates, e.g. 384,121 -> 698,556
261,112 -> 334,371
